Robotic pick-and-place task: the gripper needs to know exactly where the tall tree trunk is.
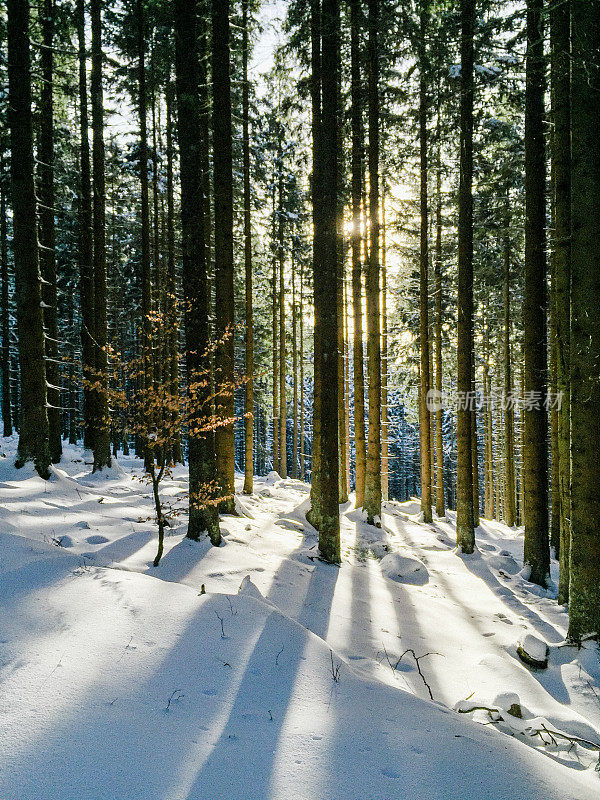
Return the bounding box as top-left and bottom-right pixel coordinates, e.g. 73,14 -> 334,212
363,0 -> 382,526
174,0 -> 220,545
503,201 -> 516,527
242,0 -> 254,494
271,184 -> 279,473
472,357 -> 480,526
299,256 -> 305,481
39,0 -> 61,463
165,80 -> 182,464
1,179 -> 12,438
137,0 -> 153,454
434,129 -> 444,517
381,195 -> 389,501
567,0 -> 600,641
350,0 -> 366,507
278,153 -> 287,479
292,242 -> 298,479
551,0 -> 571,605
418,3 -> 432,522
523,0 -> 549,586
77,0 -> 95,453
456,0 -> 475,552
211,0 -> 236,512
312,0 -> 341,561
90,0 -> 111,470
7,0 -> 50,477
309,0 -> 322,520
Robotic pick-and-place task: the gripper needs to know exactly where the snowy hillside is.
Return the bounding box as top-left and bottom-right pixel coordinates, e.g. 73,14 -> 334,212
0,439 -> 599,800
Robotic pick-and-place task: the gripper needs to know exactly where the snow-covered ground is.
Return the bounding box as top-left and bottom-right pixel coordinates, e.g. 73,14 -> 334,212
0,437 -> 599,799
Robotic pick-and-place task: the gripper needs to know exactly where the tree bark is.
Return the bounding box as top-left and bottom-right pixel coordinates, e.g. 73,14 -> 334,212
90,0 -> 111,470
38,0 -> 61,463
567,0 -> 600,641
312,0 -> 341,560
363,0 -> 382,526
242,0 -> 254,494
434,127 -> 444,517
350,0 -> 366,507
456,0 -> 475,552
503,201 -> 516,527
0,179 -> 12,438
211,0 -> 236,513
418,2 -> 432,523
550,0 -> 571,605
174,0 -> 220,545
7,0 -> 50,477
522,0 -> 549,587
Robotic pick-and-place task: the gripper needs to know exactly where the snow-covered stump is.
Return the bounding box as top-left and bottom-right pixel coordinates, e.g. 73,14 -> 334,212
517,633 -> 549,669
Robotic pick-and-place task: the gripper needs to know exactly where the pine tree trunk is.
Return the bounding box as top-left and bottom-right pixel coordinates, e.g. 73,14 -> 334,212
312,0 -> 341,561
38,0 -> 61,463
472,358 -> 480,526
7,0 -> 50,477
418,3 -> 432,523
381,196 -> 389,502
551,0 -> 571,605
363,0 -> 382,526
309,0 -> 322,521
1,180 -> 12,438
77,0 -> 94,453
456,0 -> 475,552
211,0 -> 236,513
242,0 -> 254,494
299,257 -> 305,481
502,203 -> 516,527
567,0 -> 600,641
165,81 -> 182,464
90,0 -> 111,471
292,242 -> 298,479
434,134 -> 444,517
174,0 -> 220,545
337,223 -> 347,501
350,0 -> 366,507
278,155 -> 287,480
137,0 -> 153,457
271,186 -> 279,473
523,0 -> 549,587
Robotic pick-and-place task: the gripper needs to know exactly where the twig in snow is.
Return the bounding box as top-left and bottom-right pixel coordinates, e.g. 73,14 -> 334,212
165,689 -> 185,712
275,645 -> 284,666
226,595 -> 237,616
382,644 -> 438,700
330,650 -> 341,683
215,611 -> 226,638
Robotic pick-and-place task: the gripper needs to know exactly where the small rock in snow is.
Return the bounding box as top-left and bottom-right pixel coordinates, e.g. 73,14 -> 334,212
517,633 -> 549,669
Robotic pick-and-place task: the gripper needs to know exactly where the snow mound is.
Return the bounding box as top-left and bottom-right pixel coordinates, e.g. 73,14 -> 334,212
518,634 -> 549,669
380,552 -> 429,585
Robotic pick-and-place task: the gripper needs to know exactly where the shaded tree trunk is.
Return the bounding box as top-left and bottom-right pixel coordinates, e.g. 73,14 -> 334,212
7,0 -> 50,477
90,0 -> 111,470
418,2 -> 432,522
522,0 -> 549,587
567,0 -> 600,641
503,201 -> 516,527
211,0 -> 236,513
77,0 -> 95,453
551,0 -> 571,605
434,130 -> 444,517
174,0 -> 220,545
1,179 -> 12,437
456,0 -> 475,552
312,0 -> 341,561
242,0 -> 254,494
39,0 -> 61,463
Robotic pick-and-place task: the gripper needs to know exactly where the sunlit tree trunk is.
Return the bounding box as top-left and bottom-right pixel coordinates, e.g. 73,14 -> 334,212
363,0 -> 382,526
350,0 -> 366,507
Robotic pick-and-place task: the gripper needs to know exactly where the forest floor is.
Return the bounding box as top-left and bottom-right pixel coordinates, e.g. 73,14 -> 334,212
0,437 -> 599,799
